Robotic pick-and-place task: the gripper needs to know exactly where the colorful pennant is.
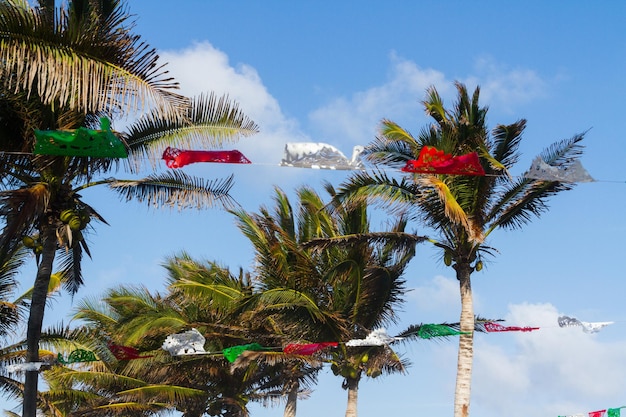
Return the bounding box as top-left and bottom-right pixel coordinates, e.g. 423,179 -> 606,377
558,316 -> 614,333
559,406 -> 625,417
222,343 -> 267,363
283,342 -> 338,355
6,362 -> 46,373
34,117 -> 127,158
280,142 -> 364,170
108,343 -> 154,360
57,349 -> 98,364
401,146 -> 485,176
162,328 -> 207,356
483,322 -> 540,332
417,324 -> 469,339
162,147 -> 251,168
346,328 -> 402,346
525,157 -> 594,183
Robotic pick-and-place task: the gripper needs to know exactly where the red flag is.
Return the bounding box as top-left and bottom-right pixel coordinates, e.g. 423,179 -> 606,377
162,147 -> 251,168
589,410 -> 607,417
283,342 -> 338,355
108,343 -> 154,360
484,322 -> 539,333
402,146 -> 485,176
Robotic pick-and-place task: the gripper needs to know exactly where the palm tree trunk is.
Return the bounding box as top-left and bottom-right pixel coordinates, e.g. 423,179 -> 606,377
23,224 -> 56,417
453,264 -> 474,417
283,379 -> 298,417
344,376 -> 359,417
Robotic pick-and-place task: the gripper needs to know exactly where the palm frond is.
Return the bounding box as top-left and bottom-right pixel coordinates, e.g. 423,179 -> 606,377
0,1 -> 187,119
106,171 -> 236,210
332,169 -> 421,216
302,232 -> 425,253
124,93 -> 259,170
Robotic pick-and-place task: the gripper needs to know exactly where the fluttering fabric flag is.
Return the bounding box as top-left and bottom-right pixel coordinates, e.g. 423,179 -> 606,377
57,349 -> 98,364
558,315 -> 614,334
417,324 -> 468,339
280,142 -> 364,170
162,147 -> 251,168
346,328 -> 402,346
608,407 -> 625,417
483,322 -> 540,332
283,342 -> 338,355
34,117 -> 127,158
162,328 -> 207,356
589,410 -> 607,417
6,362 -> 46,373
524,157 -> 594,183
401,146 -> 485,176
222,343 -> 267,363
108,343 -> 154,360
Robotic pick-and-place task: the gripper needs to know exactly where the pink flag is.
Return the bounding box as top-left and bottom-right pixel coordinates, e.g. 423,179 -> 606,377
284,342 -> 338,355
108,343 -> 153,360
589,410 -> 606,417
162,147 -> 251,168
484,322 -> 539,332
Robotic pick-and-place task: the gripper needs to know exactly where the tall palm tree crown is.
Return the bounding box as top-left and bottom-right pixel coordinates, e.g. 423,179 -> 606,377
0,1 -> 258,415
334,82 -> 586,417
232,184 -> 422,417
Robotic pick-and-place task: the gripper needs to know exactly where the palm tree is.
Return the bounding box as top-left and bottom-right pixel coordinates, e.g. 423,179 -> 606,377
0,1 -> 259,416
232,184 -> 423,417
64,254 -> 285,417
333,82 -> 587,417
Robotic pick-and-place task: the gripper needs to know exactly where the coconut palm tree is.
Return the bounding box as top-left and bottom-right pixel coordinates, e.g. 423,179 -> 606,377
333,82 -> 587,417
0,1 -> 259,416
232,184 -> 423,417
62,254 -> 285,417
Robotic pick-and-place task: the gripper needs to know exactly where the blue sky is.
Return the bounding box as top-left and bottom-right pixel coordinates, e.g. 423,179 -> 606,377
5,2 -> 626,417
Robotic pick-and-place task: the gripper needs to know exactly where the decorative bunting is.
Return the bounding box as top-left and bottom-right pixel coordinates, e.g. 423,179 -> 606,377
401,146 -> 485,176
108,343 -> 153,360
280,142 -> 364,170
558,315 -> 614,333
417,324 -> 468,339
162,328 -> 207,356
222,343 -> 267,363
524,157 -> 594,183
6,362 -> 46,373
283,342 -> 338,355
589,410 -> 607,417
34,118 -> 127,158
346,328 -> 402,346
483,322 -> 540,332
57,349 -> 98,364
608,407 -> 625,417
162,147 -> 251,168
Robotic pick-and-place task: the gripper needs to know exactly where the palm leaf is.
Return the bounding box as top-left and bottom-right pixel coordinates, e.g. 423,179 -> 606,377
124,93 -> 260,170
0,1 -> 187,119
106,171 -> 236,210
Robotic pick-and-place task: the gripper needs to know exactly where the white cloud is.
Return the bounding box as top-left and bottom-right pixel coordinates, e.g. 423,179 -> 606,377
462,56 -> 548,114
408,275 -> 461,314
308,52 -> 448,146
473,302 -> 626,417
159,41 -> 308,165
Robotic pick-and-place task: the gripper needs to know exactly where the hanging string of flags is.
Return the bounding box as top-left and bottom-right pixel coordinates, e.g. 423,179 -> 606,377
559,406 -> 625,417
19,128 -> 608,183
2,315 -> 617,372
